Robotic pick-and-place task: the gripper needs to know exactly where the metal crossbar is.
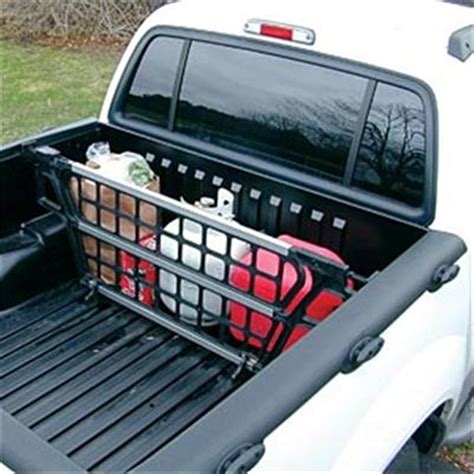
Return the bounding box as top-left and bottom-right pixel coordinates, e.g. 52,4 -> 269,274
71,162 -> 292,257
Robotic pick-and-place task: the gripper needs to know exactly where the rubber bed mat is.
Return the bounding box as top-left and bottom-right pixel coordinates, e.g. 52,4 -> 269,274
0,282 -> 236,472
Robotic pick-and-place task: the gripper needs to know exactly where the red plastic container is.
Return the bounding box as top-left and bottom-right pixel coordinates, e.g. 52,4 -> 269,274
120,234 -> 156,306
229,235 -> 349,352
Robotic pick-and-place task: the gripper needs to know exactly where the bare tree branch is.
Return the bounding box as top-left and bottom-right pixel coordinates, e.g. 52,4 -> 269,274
0,0 -> 177,42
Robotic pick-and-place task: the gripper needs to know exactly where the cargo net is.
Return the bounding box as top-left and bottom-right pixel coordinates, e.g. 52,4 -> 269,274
38,157 -> 360,370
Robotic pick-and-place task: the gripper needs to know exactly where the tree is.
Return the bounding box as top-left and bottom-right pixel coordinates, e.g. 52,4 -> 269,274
358,103 -> 425,195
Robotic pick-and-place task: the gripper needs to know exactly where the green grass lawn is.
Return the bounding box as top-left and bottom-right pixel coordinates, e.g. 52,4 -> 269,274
0,40 -> 120,145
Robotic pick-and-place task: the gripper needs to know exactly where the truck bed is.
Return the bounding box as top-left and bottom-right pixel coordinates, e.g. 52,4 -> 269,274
1,120 -> 467,472
1,281 -> 237,473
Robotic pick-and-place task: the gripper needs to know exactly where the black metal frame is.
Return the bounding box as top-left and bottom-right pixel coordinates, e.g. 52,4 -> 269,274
31,146 -> 362,371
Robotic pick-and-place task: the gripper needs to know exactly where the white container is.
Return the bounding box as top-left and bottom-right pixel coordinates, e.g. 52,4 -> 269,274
159,189 -> 249,326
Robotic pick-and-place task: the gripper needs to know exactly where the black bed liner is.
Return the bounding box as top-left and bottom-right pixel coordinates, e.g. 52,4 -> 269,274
0,282 -> 236,473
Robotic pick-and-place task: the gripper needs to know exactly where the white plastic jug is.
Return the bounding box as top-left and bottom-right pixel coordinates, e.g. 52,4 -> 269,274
159,189 -> 249,326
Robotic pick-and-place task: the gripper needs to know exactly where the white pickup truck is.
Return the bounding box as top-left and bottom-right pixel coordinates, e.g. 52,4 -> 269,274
1,0 -> 472,472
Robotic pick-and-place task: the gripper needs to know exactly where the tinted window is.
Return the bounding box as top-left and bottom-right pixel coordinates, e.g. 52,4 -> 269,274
353,83 -> 426,206
124,37 -> 184,127
176,42 -> 368,180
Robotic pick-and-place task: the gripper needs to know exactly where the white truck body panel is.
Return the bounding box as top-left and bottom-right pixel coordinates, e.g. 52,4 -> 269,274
257,253 -> 471,471
97,0 -> 473,470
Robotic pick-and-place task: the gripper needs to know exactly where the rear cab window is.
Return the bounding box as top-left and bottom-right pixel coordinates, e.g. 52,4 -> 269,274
124,37 -> 185,128
114,30 -> 435,224
353,84 -> 426,206
175,42 -> 368,181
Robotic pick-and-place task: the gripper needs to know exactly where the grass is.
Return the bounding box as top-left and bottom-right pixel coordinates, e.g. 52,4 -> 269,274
0,40 -> 120,145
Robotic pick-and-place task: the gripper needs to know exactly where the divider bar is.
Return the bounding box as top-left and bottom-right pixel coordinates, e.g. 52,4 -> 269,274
97,285 -> 260,371
77,221 -> 276,317
71,162 -> 291,257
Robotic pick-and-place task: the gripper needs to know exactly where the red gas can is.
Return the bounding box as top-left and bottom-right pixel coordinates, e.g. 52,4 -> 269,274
119,234 -> 157,306
229,235 -> 349,352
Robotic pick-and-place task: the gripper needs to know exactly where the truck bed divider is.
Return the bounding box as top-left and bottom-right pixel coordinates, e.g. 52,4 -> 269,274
32,148 -> 358,371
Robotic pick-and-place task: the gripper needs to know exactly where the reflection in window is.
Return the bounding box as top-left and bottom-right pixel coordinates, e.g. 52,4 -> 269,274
176,42 -> 368,180
124,37 -> 184,127
353,84 -> 426,206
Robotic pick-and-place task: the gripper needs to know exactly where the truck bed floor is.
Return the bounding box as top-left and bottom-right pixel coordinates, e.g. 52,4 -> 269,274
1,282 -> 236,472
